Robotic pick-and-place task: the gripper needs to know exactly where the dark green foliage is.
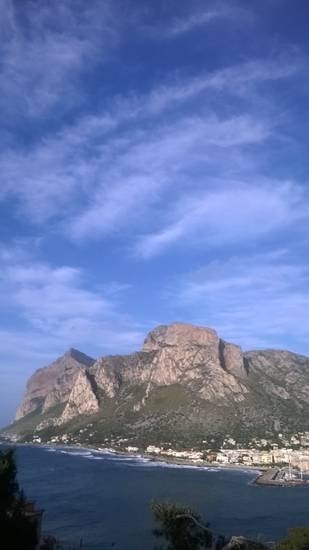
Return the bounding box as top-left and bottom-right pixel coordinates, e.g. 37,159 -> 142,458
151,501 -> 213,550
277,526 -> 309,550
0,448 -> 19,508
0,448 -> 40,550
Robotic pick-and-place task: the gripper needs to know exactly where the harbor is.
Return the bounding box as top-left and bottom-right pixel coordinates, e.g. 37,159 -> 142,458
255,467 -> 309,487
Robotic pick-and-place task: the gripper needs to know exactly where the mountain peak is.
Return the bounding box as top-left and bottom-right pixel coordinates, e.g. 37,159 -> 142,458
64,348 -> 95,367
142,322 -> 219,351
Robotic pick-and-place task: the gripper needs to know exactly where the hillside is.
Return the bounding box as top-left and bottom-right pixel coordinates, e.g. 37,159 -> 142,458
4,323 -> 309,450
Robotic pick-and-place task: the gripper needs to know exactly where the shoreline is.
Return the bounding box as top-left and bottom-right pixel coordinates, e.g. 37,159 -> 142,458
43,442 -> 264,474
4,438 -> 308,485
44,444 -> 309,486
0,437 -> 263,477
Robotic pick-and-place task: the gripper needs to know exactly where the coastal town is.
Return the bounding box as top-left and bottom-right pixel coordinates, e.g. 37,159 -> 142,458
143,444 -> 309,469
2,430 -> 309,487
9,428 -> 309,482
142,443 -> 309,472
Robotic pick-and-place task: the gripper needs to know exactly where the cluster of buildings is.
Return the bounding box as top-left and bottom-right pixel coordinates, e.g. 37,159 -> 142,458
214,448 -> 309,470
145,445 -> 205,462
142,440 -> 309,470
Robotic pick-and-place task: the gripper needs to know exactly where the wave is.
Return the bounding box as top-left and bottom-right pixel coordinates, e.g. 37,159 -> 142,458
60,450 -> 93,457
43,446 -> 253,474
121,459 -> 220,471
44,447 -> 93,458
84,455 -> 105,460
109,456 -> 150,463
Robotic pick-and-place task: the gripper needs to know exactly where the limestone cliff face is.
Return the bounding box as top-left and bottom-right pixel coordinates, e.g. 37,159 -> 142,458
15,348 -> 95,420
91,323 -> 247,405
60,371 -> 99,424
220,340 -> 247,379
142,323 -> 219,351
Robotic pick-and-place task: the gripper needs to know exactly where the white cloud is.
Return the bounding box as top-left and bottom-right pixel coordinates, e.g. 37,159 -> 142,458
168,251 -> 309,352
0,49 -> 304,263
146,3 -> 254,39
68,114 -> 271,240
135,181 -> 307,258
169,10 -> 225,35
166,5 -> 251,37
0,54 -> 298,224
0,110 -> 274,234
144,57 -> 299,115
0,243 -> 144,359
0,0 -> 118,117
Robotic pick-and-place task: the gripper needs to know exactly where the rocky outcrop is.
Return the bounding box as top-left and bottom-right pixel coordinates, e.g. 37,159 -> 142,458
142,323 -> 219,351
60,371 -> 99,424
15,348 -> 95,420
219,340 -> 247,379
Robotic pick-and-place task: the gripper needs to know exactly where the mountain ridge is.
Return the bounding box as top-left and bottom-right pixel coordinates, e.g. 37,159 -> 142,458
6,322 -> 309,449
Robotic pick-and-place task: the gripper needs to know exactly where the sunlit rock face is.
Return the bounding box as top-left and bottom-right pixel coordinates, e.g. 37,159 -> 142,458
88,322 -> 247,407
142,322 -> 219,351
15,348 -> 95,421
60,370 -> 99,424
140,322 -> 247,398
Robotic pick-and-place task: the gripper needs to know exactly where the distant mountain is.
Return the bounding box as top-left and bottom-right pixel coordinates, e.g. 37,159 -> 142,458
5,323 -> 309,449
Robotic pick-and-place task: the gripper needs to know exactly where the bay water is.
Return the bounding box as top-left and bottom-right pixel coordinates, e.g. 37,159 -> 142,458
2,444 -> 309,549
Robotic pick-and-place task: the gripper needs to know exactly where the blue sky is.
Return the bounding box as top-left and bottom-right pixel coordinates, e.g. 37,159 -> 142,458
1,0 -> 309,426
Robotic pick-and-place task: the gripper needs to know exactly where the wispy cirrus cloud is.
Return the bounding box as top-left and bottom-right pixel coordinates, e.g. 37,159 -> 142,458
68,113 -> 271,240
138,57 -> 299,115
165,5 -> 252,37
167,251 -> 309,352
0,0 -> 118,119
169,9 -> 226,36
135,181 -> 307,258
146,2 -> 253,39
0,242 -> 144,359
0,55 -> 299,235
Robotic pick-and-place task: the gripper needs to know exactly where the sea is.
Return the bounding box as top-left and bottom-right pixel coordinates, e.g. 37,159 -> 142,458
1,443 -> 309,549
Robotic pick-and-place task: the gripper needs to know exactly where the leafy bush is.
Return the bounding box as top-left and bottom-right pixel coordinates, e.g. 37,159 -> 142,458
151,501 -> 214,550
277,526 -> 309,550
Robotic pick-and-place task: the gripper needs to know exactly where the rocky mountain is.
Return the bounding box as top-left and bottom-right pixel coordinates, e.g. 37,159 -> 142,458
5,323 -> 309,449
15,348 -> 95,420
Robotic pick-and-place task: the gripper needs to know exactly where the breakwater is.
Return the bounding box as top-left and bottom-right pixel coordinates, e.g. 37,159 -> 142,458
255,468 -> 308,487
